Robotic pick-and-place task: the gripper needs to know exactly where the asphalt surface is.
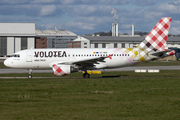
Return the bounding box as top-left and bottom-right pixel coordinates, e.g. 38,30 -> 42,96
0,66 -> 180,74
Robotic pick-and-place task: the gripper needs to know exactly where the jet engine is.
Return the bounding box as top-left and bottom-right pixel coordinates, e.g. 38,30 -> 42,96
52,64 -> 78,76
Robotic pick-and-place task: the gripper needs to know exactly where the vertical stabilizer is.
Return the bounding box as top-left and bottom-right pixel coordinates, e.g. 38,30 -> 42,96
138,17 -> 172,52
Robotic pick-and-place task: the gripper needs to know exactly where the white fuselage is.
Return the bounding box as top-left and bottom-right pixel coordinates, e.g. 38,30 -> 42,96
4,48 -> 143,70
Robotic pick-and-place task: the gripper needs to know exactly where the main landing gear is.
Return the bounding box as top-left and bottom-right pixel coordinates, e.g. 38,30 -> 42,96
28,69 -> 32,78
83,72 -> 90,78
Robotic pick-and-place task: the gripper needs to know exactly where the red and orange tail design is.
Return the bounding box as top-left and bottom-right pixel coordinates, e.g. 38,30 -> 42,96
138,17 -> 172,52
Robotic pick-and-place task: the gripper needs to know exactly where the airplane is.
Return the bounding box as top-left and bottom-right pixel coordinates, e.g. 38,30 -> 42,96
4,17 -> 175,78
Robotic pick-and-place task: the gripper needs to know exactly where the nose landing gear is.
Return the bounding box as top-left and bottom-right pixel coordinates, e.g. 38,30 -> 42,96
28,69 -> 32,78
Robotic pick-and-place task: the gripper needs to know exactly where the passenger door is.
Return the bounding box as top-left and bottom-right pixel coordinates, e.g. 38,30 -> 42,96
26,51 -> 32,62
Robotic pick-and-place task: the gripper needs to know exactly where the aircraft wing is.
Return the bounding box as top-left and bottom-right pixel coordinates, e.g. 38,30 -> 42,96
72,57 -> 105,65
72,54 -> 113,66
56,54 -> 113,67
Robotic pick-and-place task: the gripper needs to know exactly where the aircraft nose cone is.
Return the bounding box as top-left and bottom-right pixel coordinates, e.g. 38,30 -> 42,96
4,59 -> 10,67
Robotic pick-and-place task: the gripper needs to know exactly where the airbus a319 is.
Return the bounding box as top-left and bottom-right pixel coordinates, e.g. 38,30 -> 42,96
4,17 -> 175,78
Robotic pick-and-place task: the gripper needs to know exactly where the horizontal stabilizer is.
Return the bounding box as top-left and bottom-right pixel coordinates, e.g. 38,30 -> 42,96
149,49 -> 175,58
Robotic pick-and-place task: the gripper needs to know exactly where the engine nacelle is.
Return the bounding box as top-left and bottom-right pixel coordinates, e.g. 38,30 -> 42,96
52,64 -> 78,76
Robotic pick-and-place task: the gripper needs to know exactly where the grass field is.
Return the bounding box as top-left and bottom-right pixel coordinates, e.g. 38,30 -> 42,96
1,71 -> 180,120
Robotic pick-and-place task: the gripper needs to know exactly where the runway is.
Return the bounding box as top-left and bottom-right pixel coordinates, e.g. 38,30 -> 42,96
0,76 -> 179,79
0,66 -> 180,74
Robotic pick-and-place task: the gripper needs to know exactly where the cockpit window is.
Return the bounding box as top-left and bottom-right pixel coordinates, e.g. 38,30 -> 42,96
11,54 -> 20,57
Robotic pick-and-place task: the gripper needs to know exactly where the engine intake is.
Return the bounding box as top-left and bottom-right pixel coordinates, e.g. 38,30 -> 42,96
52,64 -> 78,76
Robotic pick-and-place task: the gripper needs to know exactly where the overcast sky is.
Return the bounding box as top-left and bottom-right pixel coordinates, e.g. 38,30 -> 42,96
0,0 -> 180,35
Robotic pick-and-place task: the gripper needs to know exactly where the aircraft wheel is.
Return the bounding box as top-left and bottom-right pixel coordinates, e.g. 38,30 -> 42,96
83,73 -> 90,78
28,69 -> 33,79
28,75 -> 32,79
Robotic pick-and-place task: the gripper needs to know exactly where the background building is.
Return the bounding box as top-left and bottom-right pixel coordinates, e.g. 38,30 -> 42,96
35,29 -> 77,48
35,36 -> 47,48
1,22 -> 180,59
0,23 -> 35,57
69,36 -> 180,49
0,23 -> 77,57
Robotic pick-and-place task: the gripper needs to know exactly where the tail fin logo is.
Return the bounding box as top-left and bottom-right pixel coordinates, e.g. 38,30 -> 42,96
139,17 -> 172,52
